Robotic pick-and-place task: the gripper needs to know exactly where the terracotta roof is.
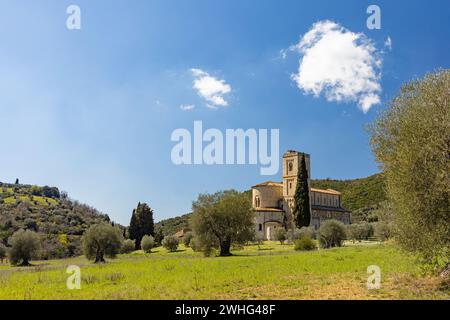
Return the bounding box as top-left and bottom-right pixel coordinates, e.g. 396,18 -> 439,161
252,181 -> 283,188
311,188 -> 341,195
254,207 -> 284,212
252,182 -> 341,195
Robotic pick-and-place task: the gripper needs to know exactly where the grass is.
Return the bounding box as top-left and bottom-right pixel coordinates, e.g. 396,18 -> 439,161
0,242 -> 448,300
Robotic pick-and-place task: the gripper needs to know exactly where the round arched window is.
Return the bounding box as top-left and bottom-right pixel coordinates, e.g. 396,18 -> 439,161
288,162 -> 293,172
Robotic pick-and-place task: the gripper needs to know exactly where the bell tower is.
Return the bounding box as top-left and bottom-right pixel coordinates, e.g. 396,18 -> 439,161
282,150 -> 311,226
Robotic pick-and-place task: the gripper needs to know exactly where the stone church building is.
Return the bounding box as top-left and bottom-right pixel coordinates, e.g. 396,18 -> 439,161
252,150 -> 351,240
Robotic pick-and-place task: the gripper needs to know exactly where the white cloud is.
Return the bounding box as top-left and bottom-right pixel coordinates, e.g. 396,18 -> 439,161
179,104 -> 195,111
385,36 -> 392,50
291,20 -> 382,113
190,68 -> 231,108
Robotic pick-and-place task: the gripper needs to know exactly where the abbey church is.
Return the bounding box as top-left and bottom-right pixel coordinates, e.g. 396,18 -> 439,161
252,150 -> 351,240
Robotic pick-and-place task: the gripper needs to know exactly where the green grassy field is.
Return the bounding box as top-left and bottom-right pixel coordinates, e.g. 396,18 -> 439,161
0,242 -> 448,300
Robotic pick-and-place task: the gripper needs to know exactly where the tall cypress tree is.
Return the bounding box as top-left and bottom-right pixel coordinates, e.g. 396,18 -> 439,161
129,202 -> 155,249
293,154 -> 311,228
129,209 -> 138,247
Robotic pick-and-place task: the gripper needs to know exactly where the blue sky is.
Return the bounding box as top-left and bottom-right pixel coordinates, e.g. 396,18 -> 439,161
0,0 -> 448,225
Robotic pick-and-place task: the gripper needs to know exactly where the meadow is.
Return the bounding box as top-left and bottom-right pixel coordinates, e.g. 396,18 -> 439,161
0,242 -> 448,300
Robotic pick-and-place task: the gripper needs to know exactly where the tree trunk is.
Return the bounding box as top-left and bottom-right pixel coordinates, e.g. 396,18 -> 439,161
219,238 -> 232,256
94,250 -> 105,263
20,259 -> 30,267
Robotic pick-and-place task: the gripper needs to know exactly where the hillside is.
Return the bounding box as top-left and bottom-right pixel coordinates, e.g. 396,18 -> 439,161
310,173 -> 386,211
156,174 -> 386,235
0,182 -> 112,259
155,213 -> 192,237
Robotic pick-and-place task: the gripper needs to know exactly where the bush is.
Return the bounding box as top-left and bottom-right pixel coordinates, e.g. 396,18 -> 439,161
298,226 -> 316,240
318,220 -> 347,249
121,239 -> 136,254
82,223 -> 123,263
189,236 -> 203,252
0,243 -> 7,262
275,228 -> 287,244
294,237 -> 316,251
182,232 -> 194,247
141,235 -> 155,253
374,221 -> 392,242
255,233 -> 265,245
9,229 -> 41,266
347,222 -> 374,242
162,235 -> 179,252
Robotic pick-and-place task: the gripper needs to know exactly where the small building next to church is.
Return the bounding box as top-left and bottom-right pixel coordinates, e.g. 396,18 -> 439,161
252,150 -> 351,240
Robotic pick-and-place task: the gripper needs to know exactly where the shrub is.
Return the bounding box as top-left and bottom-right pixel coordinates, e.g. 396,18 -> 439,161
318,220 -> 347,249
298,226 -> 316,240
374,221 -> 392,242
275,228 -> 287,244
162,235 -> 179,252
9,229 -> 41,266
294,237 -> 316,251
82,223 -> 123,263
121,239 -> 136,254
189,236 -> 203,252
347,222 -> 374,242
0,243 -> 7,263
141,235 -> 155,253
255,233 -> 265,245
182,232 -> 194,247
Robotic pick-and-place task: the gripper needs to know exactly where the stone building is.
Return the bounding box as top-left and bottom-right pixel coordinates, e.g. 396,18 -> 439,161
252,150 -> 351,240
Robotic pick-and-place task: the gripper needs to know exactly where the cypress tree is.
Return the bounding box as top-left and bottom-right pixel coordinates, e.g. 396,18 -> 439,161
293,154 -> 311,228
128,203 -> 155,249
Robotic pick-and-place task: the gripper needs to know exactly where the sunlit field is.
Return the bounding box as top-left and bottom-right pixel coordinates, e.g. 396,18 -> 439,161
0,242 -> 448,300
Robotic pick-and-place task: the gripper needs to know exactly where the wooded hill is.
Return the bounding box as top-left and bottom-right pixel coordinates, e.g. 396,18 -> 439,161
0,182 -> 112,259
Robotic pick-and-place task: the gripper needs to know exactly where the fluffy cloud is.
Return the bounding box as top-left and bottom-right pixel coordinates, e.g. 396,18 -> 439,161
291,20 -> 382,113
191,68 -> 231,109
179,104 -> 195,111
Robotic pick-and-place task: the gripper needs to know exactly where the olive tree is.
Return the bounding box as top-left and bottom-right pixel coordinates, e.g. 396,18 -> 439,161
369,69 -> 450,270
82,223 -> 123,263
275,228 -> 287,244
9,230 -> 41,266
191,190 -> 255,256
121,239 -> 136,254
182,232 -> 194,247
318,220 -> 347,249
141,235 -> 155,253
162,235 -> 179,252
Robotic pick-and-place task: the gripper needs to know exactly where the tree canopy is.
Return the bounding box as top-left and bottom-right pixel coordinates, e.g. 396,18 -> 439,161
369,69 -> 450,270
82,223 -> 123,263
9,229 -> 41,266
191,190 -> 254,256
293,154 -> 311,228
129,202 -> 155,249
